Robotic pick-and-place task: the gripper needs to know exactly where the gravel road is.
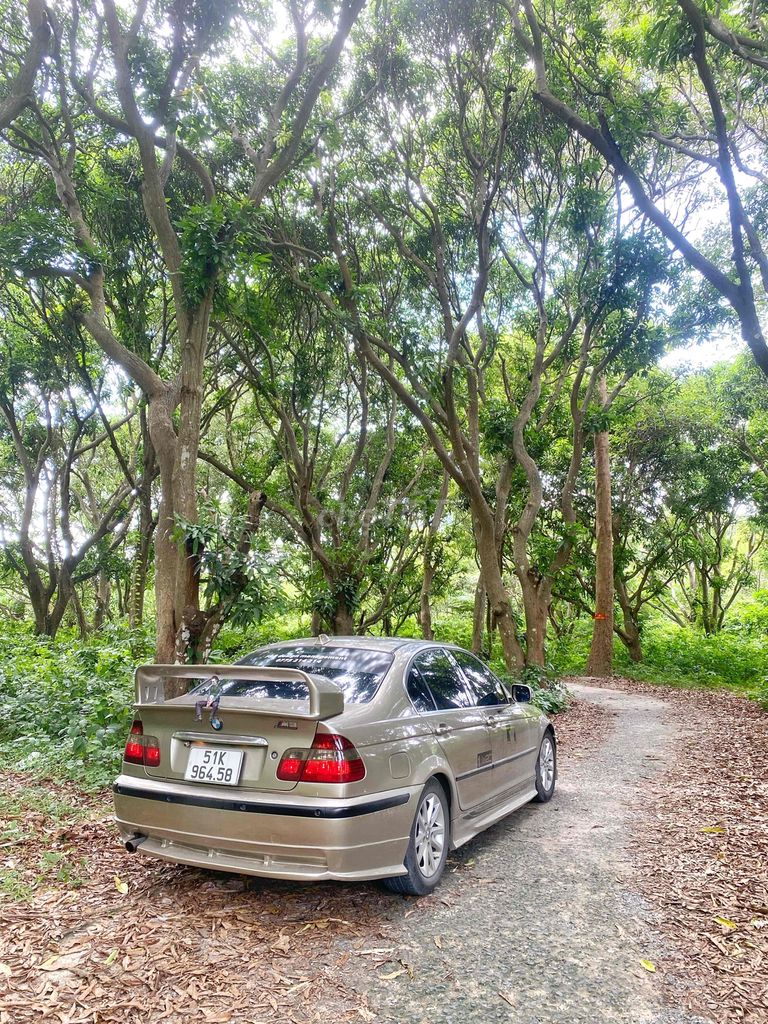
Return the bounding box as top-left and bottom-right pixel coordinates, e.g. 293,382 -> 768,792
342,684 -> 714,1024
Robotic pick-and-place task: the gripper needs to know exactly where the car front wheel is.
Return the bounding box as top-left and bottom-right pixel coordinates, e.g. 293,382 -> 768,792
533,733 -> 556,802
383,779 -> 449,896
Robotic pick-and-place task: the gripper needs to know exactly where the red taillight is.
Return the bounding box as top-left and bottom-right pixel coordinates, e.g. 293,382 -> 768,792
276,754 -> 305,782
143,738 -> 161,767
301,734 -> 366,783
276,732 -> 365,784
123,720 -> 161,767
123,721 -> 145,764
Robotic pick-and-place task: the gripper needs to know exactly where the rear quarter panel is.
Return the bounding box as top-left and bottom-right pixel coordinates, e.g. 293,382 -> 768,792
309,662 -> 459,809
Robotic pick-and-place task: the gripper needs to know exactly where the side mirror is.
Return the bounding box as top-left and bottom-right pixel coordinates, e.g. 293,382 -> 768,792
511,684 -> 533,704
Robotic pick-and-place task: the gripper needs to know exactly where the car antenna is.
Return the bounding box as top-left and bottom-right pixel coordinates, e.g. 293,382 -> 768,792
317,633 -> 330,645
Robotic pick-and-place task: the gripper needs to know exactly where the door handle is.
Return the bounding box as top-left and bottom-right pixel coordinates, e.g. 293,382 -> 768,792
434,723 -> 452,736
483,711 -> 505,726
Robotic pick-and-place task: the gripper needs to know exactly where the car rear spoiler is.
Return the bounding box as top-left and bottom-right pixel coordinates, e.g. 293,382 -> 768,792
134,664 -> 344,720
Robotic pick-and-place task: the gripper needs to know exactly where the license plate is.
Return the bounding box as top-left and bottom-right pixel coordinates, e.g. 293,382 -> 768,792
184,746 -> 243,786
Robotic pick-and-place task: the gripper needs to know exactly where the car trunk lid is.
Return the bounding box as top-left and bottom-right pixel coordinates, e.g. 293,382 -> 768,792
133,665 -> 343,792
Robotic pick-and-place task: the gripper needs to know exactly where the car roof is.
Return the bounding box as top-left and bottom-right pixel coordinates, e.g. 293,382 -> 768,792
254,636 -> 452,654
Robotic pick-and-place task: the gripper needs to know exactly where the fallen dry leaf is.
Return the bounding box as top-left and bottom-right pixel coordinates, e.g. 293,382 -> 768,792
38,950 -> 87,972
270,933 -> 291,954
713,916 -> 738,931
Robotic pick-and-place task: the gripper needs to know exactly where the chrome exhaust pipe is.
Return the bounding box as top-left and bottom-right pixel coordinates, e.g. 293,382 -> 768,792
124,833 -> 148,853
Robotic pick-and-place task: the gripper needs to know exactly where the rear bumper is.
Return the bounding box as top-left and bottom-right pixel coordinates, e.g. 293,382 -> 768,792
113,775 -> 416,881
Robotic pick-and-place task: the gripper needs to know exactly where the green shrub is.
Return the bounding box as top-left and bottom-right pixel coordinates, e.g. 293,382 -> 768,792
548,613 -> 768,701
496,663 -> 572,715
637,621 -> 768,689
0,623 -> 153,789
547,619 -> 596,676
746,678 -> 768,709
727,589 -> 768,638
213,613 -> 312,659
527,680 -> 572,715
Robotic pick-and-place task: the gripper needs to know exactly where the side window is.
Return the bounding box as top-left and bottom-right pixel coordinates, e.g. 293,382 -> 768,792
452,650 -> 510,707
406,666 -> 437,714
412,649 -> 472,710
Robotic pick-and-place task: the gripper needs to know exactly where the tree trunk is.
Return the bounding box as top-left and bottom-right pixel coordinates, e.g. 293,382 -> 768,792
93,570 -> 111,630
51,565 -> 78,635
488,576 -> 523,669
520,576 -> 550,667
72,587 -> 89,639
172,304 -> 211,655
587,378 -> 614,677
419,472 -> 449,641
18,506 -> 52,634
27,575 -> 51,635
143,303 -> 212,679
615,577 -> 643,662
710,546 -> 723,631
471,574 -> 486,654
700,562 -> 712,634
475,514 -> 524,671
331,603 -> 355,635
129,406 -> 156,630
619,620 -> 643,663
147,394 -> 180,665
129,526 -> 152,630
419,571 -> 435,640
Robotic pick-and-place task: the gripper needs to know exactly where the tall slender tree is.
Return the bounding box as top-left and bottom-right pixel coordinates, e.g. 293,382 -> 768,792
0,0 -> 365,673
512,0 -> 768,378
586,377 -> 614,675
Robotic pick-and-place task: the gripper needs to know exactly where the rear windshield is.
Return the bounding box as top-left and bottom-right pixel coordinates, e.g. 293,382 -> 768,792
189,645 -> 394,705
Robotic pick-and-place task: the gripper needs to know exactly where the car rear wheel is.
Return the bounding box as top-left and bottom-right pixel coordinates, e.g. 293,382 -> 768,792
533,733 -> 556,803
383,779 -> 449,896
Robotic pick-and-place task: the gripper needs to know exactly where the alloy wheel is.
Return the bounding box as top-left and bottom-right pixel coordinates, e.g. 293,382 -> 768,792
414,792 -> 446,878
539,736 -> 555,791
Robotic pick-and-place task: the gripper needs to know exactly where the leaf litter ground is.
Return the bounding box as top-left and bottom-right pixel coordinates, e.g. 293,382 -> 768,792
571,676 -> 768,1023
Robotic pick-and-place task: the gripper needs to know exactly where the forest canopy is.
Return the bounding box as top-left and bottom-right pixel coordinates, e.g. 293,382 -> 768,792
2,0 -> 768,703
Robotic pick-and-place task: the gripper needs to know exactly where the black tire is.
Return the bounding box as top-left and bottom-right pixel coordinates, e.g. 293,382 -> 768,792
383,779 -> 449,896
533,731 -> 556,803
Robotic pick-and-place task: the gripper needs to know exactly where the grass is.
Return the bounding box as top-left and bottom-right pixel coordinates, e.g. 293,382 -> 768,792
549,618 -> 768,707
0,779 -> 96,898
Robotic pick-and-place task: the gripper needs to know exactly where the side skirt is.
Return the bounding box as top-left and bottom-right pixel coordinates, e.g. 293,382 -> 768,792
451,787 -> 538,849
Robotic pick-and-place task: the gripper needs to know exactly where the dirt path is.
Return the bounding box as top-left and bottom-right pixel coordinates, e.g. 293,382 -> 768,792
338,683 -> 713,1024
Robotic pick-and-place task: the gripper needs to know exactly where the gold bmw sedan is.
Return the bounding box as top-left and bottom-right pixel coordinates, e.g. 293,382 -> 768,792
113,637 -> 556,895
